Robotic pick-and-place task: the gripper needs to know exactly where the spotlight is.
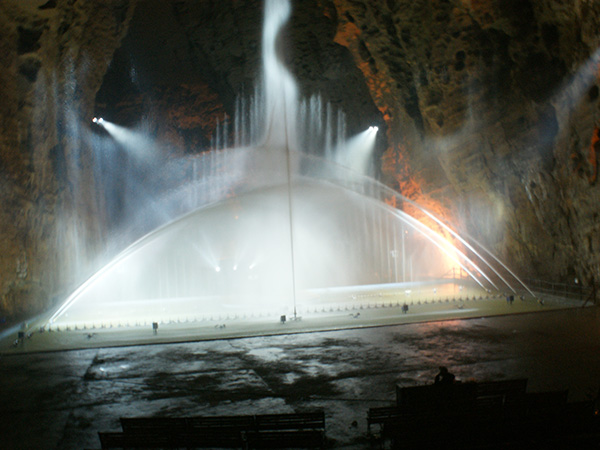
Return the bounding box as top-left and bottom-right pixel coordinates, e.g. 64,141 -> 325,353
92,117 -> 98,123
215,266 -> 221,273
373,126 -> 378,132
92,117 -> 104,124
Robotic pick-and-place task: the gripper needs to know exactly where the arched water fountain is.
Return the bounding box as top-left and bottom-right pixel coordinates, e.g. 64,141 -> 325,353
47,0 -> 532,330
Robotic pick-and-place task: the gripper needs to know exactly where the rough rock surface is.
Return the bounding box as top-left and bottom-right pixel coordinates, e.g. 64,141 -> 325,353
0,0 -> 136,322
332,0 -> 600,283
1,0 -> 600,321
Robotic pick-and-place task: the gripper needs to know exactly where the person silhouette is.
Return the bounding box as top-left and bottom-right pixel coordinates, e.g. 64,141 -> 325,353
434,366 -> 455,385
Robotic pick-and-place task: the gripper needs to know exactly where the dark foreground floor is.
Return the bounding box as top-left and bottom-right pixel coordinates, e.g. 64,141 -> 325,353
2,306 -> 600,449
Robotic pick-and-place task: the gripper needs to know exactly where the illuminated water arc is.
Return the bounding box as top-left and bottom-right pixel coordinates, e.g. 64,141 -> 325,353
299,150 -> 525,294
298,151 -> 504,290
361,177 -> 524,295
399,198 -> 519,294
387,207 -> 493,291
416,207 -> 521,293
448,231 -> 536,298
395,211 -> 493,288
55,0 -> 535,328
400,198 -> 524,296
49,245 -> 128,323
48,148 -> 524,326
49,192 -> 240,323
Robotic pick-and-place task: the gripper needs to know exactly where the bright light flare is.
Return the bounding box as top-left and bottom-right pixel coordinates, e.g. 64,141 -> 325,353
97,119 -> 159,161
335,126 -> 378,174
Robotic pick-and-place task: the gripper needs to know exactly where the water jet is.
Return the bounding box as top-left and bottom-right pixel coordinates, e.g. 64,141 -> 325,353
47,0 -> 530,333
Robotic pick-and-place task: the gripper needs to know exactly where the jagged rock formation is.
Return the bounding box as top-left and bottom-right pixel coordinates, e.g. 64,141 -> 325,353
332,0 -> 600,284
1,0 -> 600,322
0,0 -> 136,322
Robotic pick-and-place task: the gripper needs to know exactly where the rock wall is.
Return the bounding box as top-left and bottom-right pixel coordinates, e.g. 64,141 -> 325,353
0,0 -> 135,322
332,0 -> 600,285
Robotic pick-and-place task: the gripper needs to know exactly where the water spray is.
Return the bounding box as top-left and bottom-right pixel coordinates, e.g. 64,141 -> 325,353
47,0 -> 536,328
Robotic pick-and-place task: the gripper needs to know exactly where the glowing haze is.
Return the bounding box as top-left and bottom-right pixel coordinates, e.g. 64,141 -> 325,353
49,0 -> 525,327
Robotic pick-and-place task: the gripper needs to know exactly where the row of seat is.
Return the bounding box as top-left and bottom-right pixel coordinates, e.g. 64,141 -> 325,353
98,411 -> 326,449
94,379 -> 600,449
369,378 -> 600,449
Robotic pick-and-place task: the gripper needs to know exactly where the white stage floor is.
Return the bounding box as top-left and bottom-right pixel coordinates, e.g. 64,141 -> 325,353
2,282 -> 584,354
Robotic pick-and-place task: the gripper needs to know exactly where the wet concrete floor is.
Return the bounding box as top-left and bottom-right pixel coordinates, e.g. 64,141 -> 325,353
2,306 -> 600,449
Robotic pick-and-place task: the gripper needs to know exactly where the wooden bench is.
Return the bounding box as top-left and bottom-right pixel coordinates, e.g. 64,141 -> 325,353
369,395 -> 503,430
99,430 -> 247,449
373,409 -> 479,449
379,382 -> 573,449
250,411 -> 325,449
507,390 -> 568,423
367,406 -> 401,433
370,389 -> 510,448
525,390 -> 568,412
475,378 -> 528,401
100,411 -> 325,449
396,382 -> 478,413
99,431 -> 177,449
255,411 -> 325,431
394,379 -> 528,416
246,430 -> 325,449
121,415 -> 257,432
118,415 -> 255,448
119,416 -> 189,433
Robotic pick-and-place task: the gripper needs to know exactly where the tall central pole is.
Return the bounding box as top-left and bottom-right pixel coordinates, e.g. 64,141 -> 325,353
281,85 -> 298,319
285,138 -> 298,320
